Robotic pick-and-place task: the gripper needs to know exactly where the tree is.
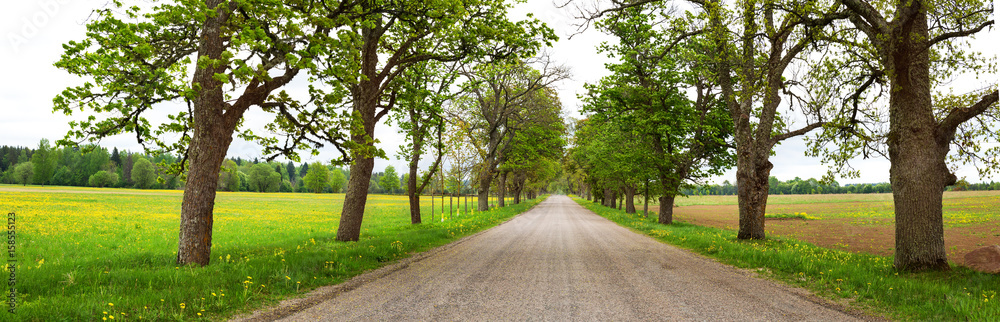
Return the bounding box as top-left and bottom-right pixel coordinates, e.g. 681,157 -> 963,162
303,162 -> 330,193
53,0 -> 373,265
88,170 -> 119,188
14,162 -> 33,186
248,163 -> 281,193
582,5 -> 734,222
293,1 -> 557,242
379,166 -> 401,194
286,161 -> 297,185
329,168 -> 346,193
453,56 -> 570,211
809,0 -> 997,271
110,147 -> 121,169
392,60 -> 454,224
501,87 -> 566,205
218,159 -> 240,192
30,139 -> 57,186
131,158 -> 156,189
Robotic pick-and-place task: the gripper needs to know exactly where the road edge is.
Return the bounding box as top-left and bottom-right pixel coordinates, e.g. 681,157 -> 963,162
567,197 -> 889,322
229,196 -> 549,322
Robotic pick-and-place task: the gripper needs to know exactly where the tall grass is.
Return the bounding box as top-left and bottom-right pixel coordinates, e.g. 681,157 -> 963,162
573,197 -> 999,321
0,186 -> 543,321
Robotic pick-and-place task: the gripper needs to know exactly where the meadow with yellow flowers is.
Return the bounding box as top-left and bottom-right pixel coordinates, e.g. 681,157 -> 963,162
0,185 -> 542,320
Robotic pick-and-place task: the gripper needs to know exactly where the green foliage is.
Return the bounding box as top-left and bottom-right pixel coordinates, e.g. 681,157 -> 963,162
330,168 -> 346,193
14,162 -> 33,186
303,162 -> 330,194
131,158 -> 156,189
379,166 -> 401,194
30,139 -> 57,185
218,159 -> 240,192
576,4 -> 734,202
88,170 -> 119,188
248,163 -> 281,193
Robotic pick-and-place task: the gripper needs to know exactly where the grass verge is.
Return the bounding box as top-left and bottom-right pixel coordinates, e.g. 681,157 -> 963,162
572,197 -> 999,321
4,187 -> 544,321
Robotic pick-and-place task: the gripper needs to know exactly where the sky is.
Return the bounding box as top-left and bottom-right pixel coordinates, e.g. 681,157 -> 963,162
1,0 -> 997,185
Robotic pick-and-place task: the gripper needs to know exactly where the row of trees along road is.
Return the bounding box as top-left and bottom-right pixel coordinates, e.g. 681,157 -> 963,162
567,0 -> 996,271
54,0 -> 558,265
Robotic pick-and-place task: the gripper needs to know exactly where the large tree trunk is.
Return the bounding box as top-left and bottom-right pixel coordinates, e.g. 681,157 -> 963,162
407,135 -> 423,224
176,0 -> 234,266
603,187 -> 614,207
624,185 -> 636,214
658,195 -> 675,225
338,156 -> 375,241
407,173 -> 421,224
336,13 -> 382,242
478,173 -> 491,211
498,171 -> 507,207
736,157 -> 772,240
887,4 -> 949,271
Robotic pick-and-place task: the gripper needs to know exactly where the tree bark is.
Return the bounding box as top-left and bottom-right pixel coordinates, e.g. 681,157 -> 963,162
886,3 -> 949,271
407,139 -> 423,224
478,173 -> 491,211
498,171 -> 507,207
624,185 -> 636,214
736,158 -> 772,240
176,0 -> 234,266
603,187 -> 614,207
658,195 -> 675,225
336,10 -> 383,242
337,156 -> 375,241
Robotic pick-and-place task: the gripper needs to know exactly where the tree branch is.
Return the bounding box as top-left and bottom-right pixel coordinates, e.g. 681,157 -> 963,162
772,121 -> 825,143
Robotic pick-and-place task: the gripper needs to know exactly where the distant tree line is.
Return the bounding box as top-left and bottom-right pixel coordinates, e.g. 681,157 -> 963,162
682,177 -> 1000,196
0,139 -> 359,193
0,139 -> 181,189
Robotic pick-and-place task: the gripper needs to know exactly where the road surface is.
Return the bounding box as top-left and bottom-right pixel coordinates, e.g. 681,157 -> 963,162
275,195 -> 861,321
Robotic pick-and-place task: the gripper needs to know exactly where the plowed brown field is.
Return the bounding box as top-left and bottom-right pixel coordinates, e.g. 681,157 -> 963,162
645,191 -> 1000,266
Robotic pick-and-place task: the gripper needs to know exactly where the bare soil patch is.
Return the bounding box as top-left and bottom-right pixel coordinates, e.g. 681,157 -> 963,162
649,195 -> 999,266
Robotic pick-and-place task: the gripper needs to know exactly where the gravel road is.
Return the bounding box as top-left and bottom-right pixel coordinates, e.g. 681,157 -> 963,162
276,195 -> 861,321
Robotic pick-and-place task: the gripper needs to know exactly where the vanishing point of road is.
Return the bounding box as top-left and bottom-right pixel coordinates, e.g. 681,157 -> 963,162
270,195 -> 861,321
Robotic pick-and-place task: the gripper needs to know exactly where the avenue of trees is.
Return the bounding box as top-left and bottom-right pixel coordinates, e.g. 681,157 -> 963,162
32,0 -> 995,272
51,0 -> 565,266
564,0 -> 996,272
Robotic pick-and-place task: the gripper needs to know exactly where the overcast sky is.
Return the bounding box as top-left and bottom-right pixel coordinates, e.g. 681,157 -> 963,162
1,1 -> 997,185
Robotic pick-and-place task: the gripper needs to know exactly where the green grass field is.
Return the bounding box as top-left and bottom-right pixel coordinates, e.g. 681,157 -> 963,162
0,185 -> 541,321
575,196 -> 1000,320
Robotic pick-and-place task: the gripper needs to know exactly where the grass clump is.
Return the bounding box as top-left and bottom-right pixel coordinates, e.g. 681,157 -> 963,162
572,197 -> 999,321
